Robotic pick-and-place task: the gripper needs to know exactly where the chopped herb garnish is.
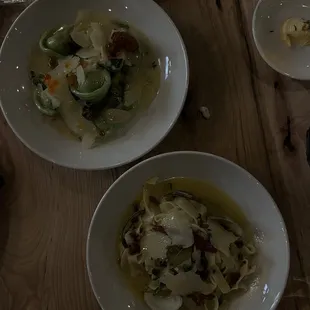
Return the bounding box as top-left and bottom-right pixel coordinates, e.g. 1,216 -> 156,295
30,70 -> 46,88
112,20 -> 130,30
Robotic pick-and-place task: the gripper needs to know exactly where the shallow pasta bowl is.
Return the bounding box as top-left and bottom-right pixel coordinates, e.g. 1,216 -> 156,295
0,0 -> 188,169
87,152 -> 289,310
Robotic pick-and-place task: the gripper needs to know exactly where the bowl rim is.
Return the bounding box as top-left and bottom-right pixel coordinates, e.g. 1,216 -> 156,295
0,0 -> 189,170
86,151 -> 290,310
252,0 -> 309,80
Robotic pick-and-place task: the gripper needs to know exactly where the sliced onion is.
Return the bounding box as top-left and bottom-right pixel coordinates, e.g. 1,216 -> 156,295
70,24 -> 91,48
76,47 -> 100,59
89,22 -> 106,50
76,65 -> 86,86
81,132 -> 97,149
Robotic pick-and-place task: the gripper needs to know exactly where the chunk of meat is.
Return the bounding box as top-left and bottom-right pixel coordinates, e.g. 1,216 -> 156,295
108,31 -> 139,56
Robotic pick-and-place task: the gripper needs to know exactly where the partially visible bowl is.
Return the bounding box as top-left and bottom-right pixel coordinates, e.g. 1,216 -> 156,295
87,151 -> 289,310
0,0 -> 188,169
253,0 -> 310,80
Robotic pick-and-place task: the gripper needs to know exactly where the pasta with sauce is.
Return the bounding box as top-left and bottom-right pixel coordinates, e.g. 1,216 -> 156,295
119,178 -> 257,310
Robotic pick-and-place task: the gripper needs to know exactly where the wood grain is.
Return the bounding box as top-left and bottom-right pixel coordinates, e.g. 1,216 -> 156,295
1,0 -> 310,309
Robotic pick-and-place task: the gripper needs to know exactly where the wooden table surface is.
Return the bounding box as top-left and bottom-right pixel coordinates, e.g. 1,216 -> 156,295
1,0 -> 310,309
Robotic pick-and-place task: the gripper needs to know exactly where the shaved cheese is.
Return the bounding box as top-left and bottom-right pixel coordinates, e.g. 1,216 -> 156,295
141,231 -> 171,259
127,254 -> 145,277
161,271 -> 215,295
174,197 -> 199,220
209,216 -> 243,237
159,201 -> 175,213
207,219 -> 238,256
191,200 -> 208,216
160,209 -> 194,247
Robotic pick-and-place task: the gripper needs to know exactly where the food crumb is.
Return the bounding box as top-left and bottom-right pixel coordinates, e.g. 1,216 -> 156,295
199,106 -> 211,119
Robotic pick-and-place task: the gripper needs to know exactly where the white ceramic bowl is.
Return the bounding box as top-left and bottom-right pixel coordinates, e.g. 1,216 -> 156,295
0,0 -> 188,169
87,152 -> 289,310
253,0 -> 310,79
